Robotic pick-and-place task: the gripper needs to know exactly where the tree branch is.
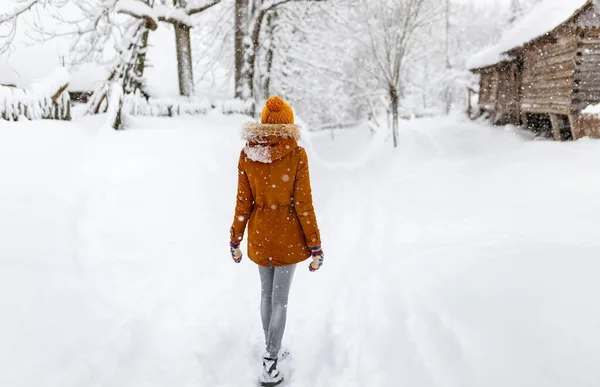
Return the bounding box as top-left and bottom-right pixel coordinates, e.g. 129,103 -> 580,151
0,0 -> 40,24
187,0 -> 221,15
261,0 -> 325,14
116,0 -> 159,29
118,11 -> 158,30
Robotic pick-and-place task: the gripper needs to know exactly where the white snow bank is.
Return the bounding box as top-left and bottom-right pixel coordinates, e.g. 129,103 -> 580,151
1,114 -> 600,387
28,67 -> 70,97
467,0 -> 588,69
582,102 -> 600,115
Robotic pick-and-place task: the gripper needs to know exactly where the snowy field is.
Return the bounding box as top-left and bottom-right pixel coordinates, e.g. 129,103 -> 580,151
1,113 -> 600,387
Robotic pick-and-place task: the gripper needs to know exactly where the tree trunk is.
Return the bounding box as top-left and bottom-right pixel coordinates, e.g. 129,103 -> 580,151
136,27 -> 150,83
262,11 -> 276,98
234,0 -> 247,99
237,12 -> 264,102
243,42 -> 258,100
235,1 -> 269,104
390,86 -> 399,148
174,23 -> 195,97
174,0 -> 194,97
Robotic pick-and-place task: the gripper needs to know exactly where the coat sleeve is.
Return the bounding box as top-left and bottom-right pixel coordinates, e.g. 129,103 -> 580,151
231,152 -> 254,244
293,148 -> 321,248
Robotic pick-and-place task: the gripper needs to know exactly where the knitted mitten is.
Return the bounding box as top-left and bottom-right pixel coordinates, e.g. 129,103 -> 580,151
309,246 -> 324,272
230,241 -> 243,263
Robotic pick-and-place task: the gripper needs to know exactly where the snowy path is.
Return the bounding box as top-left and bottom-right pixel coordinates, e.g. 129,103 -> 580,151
1,114 -> 600,387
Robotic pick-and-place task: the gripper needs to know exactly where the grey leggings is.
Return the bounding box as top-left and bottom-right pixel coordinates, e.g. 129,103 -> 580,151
258,264 -> 296,358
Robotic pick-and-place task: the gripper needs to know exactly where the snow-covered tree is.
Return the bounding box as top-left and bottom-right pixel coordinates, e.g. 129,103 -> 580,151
85,18 -> 152,114
110,0 -> 223,96
1,0 -> 223,97
254,0 -> 376,126
233,0 -> 325,105
403,0 -> 507,117
361,0 -> 437,148
0,0 -> 64,54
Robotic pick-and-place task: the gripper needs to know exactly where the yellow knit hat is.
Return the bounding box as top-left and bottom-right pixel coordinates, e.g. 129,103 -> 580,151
261,96 -> 295,125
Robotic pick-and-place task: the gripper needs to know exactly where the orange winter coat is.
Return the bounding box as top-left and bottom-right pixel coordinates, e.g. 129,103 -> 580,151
230,123 -> 321,267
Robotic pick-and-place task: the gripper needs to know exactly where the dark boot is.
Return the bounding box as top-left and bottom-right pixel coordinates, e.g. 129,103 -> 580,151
259,354 -> 284,387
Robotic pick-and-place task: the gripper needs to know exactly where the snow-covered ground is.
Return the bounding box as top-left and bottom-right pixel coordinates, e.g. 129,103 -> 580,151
1,113 -> 600,387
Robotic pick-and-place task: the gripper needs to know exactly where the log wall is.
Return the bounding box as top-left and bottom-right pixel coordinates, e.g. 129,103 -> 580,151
572,29 -> 600,111
478,68 -> 498,112
520,31 -> 578,116
495,60 -> 521,125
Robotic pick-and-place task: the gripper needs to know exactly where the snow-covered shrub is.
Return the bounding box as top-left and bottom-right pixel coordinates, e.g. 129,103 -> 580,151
121,91 -> 213,117
218,99 -> 255,116
0,67 -> 71,122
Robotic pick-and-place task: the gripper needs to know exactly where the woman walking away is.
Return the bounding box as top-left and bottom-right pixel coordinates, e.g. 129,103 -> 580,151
229,96 -> 324,387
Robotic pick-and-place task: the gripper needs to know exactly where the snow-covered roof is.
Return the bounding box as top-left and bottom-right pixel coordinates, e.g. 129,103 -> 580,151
0,38 -> 107,91
466,46 -> 510,72
467,0 -> 589,70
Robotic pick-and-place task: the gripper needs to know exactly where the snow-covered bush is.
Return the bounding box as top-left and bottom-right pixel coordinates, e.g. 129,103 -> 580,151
0,67 -> 71,121
122,91 -> 213,117
217,99 -> 254,116
120,95 -> 252,118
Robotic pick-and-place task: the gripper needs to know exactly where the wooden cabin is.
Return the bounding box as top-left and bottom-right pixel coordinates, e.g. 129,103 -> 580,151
468,0 -> 600,140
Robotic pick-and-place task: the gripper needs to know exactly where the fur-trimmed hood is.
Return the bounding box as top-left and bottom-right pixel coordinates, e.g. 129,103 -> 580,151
242,123 -> 301,142
242,123 -> 300,163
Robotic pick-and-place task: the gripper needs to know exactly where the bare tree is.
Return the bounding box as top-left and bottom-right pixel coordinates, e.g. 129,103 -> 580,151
1,0 -> 222,97
233,0 -> 324,104
114,0 -> 223,96
0,0 -> 64,54
363,0 -> 436,148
